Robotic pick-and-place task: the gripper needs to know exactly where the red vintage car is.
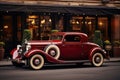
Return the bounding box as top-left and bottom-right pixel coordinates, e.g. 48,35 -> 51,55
10,32 -> 109,70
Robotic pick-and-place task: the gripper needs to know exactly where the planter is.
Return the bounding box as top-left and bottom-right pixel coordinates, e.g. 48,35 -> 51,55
113,47 -> 120,57
0,46 -> 5,61
104,44 -> 113,57
105,44 -> 112,51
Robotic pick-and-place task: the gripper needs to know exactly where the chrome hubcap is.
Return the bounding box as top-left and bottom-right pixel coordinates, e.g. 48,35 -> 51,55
50,50 -> 56,56
95,56 -> 101,63
34,59 -> 40,66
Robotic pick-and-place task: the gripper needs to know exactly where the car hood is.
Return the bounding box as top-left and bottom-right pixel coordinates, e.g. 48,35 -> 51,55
27,40 -> 62,45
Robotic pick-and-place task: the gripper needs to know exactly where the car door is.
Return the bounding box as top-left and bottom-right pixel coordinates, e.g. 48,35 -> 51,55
60,35 -> 83,60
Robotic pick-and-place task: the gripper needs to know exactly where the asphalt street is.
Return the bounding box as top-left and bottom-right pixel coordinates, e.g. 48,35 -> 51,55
0,58 -> 120,80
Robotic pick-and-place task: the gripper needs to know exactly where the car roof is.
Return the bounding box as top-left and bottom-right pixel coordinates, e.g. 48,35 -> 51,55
52,32 -> 87,37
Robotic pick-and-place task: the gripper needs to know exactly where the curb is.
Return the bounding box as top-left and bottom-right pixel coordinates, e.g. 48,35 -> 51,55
105,58 -> 120,63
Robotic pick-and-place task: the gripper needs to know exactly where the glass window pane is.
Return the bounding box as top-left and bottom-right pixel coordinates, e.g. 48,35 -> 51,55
70,16 -> 83,32
98,17 -> 108,40
27,15 -> 39,40
17,16 -> 22,42
3,16 -> 13,42
85,16 -> 96,40
40,16 -> 52,40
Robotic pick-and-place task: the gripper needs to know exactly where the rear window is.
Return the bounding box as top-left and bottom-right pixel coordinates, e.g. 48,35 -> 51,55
64,35 -> 81,42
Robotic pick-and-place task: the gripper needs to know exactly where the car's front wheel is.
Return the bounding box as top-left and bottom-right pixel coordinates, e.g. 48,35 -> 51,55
28,54 -> 44,70
91,52 -> 104,67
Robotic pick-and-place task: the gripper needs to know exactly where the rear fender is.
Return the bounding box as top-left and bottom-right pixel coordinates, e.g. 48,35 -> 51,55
89,47 -> 108,61
25,49 -> 64,64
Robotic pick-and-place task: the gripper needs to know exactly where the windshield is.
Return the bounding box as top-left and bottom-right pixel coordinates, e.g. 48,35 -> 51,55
50,35 -> 63,41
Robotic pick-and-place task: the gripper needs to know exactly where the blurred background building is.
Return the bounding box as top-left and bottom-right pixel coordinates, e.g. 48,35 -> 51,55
0,0 -> 120,57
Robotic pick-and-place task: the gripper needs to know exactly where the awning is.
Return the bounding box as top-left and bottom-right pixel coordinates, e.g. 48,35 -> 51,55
0,3 -> 120,16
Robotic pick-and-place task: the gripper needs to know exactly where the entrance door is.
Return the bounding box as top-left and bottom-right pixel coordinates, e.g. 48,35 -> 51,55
2,16 -> 13,57
0,15 -> 22,58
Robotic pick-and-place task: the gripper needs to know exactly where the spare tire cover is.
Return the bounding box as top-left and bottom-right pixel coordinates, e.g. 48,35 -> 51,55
44,45 -> 60,59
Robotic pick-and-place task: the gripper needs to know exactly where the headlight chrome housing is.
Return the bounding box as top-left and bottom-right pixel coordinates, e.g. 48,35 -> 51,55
16,42 -> 31,55
26,44 -> 31,51
17,45 -> 21,50
17,45 -> 22,54
24,39 -> 31,52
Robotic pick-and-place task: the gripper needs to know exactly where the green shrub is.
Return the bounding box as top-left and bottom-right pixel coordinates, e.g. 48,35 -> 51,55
22,29 -> 32,44
114,40 -> 120,47
51,30 -> 59,33
93,30 -> 103,48
104,40 -> 111,45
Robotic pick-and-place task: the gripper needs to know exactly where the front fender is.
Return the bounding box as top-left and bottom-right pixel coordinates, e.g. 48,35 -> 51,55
25,49 -> 64,64
10,48 -> 17,56
10,48 -> 19,59
89,47 -> 109,61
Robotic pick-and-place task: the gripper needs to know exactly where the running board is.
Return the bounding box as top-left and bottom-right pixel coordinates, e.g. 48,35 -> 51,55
62,60 -> 89,64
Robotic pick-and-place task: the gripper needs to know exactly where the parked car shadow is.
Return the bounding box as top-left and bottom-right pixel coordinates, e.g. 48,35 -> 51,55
0,62 -> 109,71
40,63 -> 108,70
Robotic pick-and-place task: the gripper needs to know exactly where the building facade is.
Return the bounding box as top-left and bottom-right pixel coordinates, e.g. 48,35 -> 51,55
0,0 -> 120,57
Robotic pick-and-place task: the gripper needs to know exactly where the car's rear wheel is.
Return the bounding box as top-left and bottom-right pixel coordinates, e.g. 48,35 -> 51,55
44,45 -> 60,59
28,54 -> 44,70
91,52 -> 104,67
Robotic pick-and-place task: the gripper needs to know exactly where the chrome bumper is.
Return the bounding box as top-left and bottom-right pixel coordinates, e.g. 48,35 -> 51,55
12,58 -> 26,65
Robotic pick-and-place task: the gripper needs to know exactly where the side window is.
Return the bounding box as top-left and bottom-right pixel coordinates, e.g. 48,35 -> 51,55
64,35 -> 81,42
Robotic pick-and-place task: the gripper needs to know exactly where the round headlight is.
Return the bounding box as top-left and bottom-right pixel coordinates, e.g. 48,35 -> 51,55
17,45 -> 21,50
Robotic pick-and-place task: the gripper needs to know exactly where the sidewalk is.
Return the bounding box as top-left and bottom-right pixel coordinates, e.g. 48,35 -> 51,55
0,57 -> 120,66
107,57 -> 120,62
0,59 -> 11,66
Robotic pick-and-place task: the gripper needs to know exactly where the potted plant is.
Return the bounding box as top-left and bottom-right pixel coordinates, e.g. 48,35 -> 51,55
114,40 -> 120,47
0,42 -> 5,61
113,40 -> 120,57
104,40 -> 112,57
104,40 -> 112,51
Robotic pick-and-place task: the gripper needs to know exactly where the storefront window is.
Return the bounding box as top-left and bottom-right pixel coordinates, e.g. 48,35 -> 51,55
98,17 -> 108,40
85,16 -> 96,38
27,15 -> 52,40
3,16 -> 13,42
40,16 -> 52,40
70,16 -> 83,32
56,16 -> 64,32
27,15 -> 39,40
17,16 -> 22,42
70,16 -> 96,41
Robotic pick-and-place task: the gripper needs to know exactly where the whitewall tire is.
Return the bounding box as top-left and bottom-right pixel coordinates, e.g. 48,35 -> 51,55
91,53 -> 104,67
44,45 -> 60,59
29,54 -> 44,70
